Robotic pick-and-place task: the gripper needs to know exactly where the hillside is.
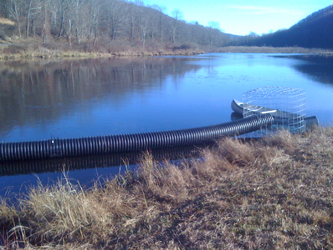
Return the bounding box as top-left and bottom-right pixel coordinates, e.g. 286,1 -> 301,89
0,0 -> 230,54
244,5 -> 333,49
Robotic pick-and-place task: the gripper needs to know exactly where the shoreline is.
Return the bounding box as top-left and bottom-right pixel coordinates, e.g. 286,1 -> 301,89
1,41 -> 332,61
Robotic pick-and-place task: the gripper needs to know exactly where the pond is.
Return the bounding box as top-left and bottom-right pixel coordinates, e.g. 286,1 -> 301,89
1,53 -> 333,197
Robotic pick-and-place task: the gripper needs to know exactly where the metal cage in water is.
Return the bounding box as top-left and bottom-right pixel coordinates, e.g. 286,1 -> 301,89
243,86 -> 306,134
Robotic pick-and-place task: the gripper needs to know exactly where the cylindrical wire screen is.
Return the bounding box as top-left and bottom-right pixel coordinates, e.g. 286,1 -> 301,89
243,86 -> 306,134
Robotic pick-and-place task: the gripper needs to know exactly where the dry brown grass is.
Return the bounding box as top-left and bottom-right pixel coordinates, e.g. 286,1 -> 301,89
0,127 -> 332,249
0,47 -> 203,60
216,46 -> 332,54
2,38 -> 331,61
0,18 -> 15,26
0,38 -> 204,61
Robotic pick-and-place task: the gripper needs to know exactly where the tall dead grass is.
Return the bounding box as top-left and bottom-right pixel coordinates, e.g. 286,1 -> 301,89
0,127 -> 332,249
0,18 -> 15,26
216,46 -> 331,54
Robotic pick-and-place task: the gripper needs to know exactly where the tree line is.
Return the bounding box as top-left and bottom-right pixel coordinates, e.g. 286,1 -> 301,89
0,0 -> 231,50
236,5 -> 333,49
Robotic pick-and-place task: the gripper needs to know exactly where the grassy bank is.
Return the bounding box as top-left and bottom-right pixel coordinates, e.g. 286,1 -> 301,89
214,46 -> 333,55
0,45 -> 204,60
0,39 -> 204,60
0,128 -> 332,249
1,38 -> 333,61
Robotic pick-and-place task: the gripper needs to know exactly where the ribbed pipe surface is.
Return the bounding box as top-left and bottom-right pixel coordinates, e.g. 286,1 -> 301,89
0,146 -> 200,176
0,114 -> 273,161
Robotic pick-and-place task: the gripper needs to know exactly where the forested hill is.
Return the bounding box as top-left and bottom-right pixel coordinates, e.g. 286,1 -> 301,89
244,5 -> 333,49
0,0 -> 230,51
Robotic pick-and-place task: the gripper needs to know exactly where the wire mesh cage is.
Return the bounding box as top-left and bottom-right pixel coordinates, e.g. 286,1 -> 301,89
243,86 -> 306,134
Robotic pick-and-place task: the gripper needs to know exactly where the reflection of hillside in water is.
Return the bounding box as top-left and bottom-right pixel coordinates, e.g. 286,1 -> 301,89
290,55 -> 333,86
0,57 -> 202,137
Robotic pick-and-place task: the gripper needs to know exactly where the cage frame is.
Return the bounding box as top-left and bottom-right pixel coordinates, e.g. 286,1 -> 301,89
242,86 -> 306,135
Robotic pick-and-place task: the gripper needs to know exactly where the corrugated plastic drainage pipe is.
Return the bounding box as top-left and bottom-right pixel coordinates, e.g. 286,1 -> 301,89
0,114 -> 274,161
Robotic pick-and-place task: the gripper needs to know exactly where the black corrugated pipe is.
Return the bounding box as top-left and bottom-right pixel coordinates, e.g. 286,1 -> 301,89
0,146 -> 201,176
0,114 -> 274,161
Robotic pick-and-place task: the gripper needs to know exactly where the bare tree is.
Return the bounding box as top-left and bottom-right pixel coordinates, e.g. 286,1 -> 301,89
170,9 -> 182,44
126,3 -> 135,42
207,21 -> 220,45
66,0 -> 87,44
55,0 -> 68,37
139,13 -> 150,48
25,0 -> 41,38
150,5 -> 166,42
9,0 -> 22,38
3,0 -> 231,50
126,2 -> 141,43
88,0 -> 99,44
41,0 -> 51,42
104,0 -> 126,40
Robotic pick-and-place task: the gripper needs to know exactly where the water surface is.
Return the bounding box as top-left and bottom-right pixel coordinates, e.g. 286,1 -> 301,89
1,53 -> 333,197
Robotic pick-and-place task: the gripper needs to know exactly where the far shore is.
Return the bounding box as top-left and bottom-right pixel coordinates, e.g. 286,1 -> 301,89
0,39 -> 332,61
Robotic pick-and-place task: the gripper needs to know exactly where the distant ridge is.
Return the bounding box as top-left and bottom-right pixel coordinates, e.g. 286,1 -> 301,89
244,5 -> 333,49
225,33 -> 242,41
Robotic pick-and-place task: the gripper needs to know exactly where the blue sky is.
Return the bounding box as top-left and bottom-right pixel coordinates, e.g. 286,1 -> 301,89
141,0 -> 333,35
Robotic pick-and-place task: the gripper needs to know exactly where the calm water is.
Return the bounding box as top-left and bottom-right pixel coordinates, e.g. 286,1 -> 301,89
1,53 -> 333,197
